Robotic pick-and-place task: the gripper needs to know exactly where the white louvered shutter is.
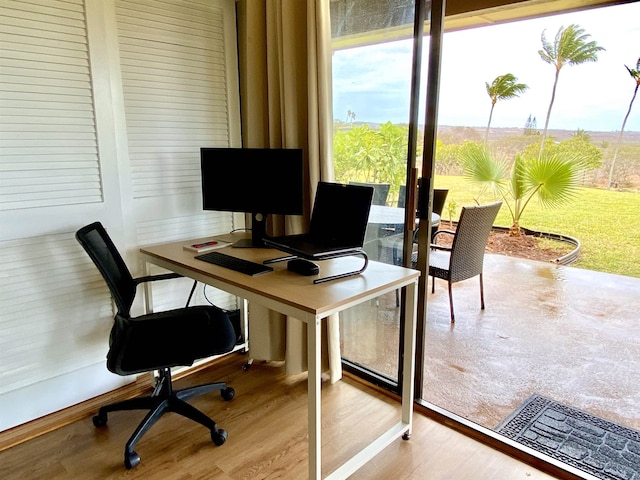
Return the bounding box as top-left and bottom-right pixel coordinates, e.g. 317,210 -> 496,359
116,0 -> 239,200
0,0 -> 241,430
0,0 -> 130,431
115,0 -> 241,311
0,0 -> 101,210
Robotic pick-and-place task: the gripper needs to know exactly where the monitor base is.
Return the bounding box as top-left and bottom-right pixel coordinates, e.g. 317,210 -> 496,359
232,238 -> 268,248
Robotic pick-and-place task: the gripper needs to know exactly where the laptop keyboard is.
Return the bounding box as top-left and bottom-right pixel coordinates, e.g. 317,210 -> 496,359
195,251 -> 273,276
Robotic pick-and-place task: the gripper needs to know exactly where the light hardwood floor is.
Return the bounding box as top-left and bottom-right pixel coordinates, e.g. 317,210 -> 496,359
0,354 -> 562,480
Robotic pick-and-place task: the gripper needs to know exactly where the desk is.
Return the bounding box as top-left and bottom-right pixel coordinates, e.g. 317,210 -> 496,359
139,235 -> 419,480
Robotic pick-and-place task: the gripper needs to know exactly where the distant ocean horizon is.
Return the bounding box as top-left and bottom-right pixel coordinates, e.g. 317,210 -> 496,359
336,121 -> 640,140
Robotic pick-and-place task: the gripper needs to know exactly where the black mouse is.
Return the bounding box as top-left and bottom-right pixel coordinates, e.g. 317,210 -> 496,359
287,258 -> 319,276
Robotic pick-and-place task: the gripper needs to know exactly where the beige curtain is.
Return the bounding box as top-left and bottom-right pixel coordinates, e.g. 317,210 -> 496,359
236,0 -> 341,383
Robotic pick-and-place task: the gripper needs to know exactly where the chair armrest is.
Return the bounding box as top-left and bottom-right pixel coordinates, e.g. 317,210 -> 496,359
432,229 -> 455,241
133,272 -> 183,286
431,229 -> 454,252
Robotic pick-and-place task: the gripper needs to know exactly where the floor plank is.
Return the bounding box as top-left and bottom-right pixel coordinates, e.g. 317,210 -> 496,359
0,354 -> 560,479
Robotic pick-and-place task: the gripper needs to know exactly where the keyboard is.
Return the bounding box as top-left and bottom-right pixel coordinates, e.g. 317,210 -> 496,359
195,251 -> 273,276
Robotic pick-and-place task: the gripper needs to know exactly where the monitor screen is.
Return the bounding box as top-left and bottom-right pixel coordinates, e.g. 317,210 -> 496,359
200,147 -> 304,247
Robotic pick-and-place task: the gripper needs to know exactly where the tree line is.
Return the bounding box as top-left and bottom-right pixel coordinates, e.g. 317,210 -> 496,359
333,23 -> 640,235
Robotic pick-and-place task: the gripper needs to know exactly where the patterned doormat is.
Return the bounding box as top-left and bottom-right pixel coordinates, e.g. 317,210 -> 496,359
495,394 -> 640,480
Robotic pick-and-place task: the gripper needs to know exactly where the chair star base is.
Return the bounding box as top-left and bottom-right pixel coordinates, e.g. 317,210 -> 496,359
92,368 -> 234,469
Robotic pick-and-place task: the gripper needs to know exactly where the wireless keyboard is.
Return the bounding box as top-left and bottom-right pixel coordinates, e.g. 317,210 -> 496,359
195,251 -> 273,276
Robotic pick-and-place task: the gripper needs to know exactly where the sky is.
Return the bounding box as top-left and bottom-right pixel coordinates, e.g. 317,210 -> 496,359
332,2 -> 640,133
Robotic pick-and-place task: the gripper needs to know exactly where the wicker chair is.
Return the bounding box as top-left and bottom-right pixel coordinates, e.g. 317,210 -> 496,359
428,201 -> 502,323
392,188 -> 449,306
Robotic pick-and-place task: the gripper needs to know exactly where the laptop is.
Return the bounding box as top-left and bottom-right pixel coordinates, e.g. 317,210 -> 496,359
263,181 -> 374,259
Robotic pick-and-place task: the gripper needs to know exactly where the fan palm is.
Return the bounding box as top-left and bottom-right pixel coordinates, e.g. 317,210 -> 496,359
485,74 -> 528,143
458,143 -> 583,237
538,24 -> 605,156
607,57 -> 640,189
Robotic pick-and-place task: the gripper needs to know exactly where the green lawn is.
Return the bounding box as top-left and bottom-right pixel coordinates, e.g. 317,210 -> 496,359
434,175 -> 640,278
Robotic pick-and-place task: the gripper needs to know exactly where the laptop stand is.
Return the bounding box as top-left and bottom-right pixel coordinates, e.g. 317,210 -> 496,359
264,250 -> 369,284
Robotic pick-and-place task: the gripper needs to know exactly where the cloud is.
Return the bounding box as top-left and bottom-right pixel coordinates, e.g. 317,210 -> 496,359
333,2 -> 640,132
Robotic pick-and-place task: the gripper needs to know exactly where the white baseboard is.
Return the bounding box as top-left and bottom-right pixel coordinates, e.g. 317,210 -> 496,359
0,363 -> 132,432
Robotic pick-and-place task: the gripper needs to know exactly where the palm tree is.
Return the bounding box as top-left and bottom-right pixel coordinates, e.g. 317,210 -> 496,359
607,57 -> 640,189
484,74 -> 528,143
458,143 -> 584,237
538,24 -> 605,157
346,109 -> 357,123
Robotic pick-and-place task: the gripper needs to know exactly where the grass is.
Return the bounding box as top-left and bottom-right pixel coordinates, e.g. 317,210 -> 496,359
434,175 -> 640,278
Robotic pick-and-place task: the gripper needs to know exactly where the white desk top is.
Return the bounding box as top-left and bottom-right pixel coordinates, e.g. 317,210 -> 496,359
140,233 -> 420,321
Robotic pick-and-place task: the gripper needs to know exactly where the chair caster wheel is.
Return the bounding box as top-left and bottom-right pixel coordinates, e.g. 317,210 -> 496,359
221,387 -> 235,401
92,413 -> 107,427
211,428 -> 228,446
402,432 -> 411,441
125,451 -> 141,469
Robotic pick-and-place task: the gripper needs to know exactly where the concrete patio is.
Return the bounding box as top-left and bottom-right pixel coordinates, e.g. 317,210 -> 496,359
340,253 -> 640,432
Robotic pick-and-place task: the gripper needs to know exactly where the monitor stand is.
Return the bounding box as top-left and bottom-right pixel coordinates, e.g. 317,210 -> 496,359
232,212 -> 269,248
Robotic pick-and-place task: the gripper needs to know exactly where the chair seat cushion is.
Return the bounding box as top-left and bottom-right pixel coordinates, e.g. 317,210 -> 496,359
429,249 -> 450,280
107,306 -> 236,375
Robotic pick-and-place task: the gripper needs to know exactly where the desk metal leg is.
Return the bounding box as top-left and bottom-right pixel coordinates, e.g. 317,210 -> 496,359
323,280 -> 418,480
402,279 -> 418,435
308,316 -> 322,479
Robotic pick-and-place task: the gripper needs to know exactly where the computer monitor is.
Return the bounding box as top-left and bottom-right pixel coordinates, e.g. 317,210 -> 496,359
200,147 -> 304,247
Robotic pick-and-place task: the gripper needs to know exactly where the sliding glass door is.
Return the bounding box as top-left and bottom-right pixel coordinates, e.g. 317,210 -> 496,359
331,0 -> 422,389
331,0 -> 640,478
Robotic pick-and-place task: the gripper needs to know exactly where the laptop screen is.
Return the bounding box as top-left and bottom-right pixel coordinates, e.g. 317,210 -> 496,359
309,182 -> 374,247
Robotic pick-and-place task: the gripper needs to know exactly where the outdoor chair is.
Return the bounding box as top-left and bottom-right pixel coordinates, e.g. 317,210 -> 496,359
349,181 -> 391,206
428,201 -> 502,322
430,188 -> 448,239
392,188 -> 449,306
75,222 -> 237,469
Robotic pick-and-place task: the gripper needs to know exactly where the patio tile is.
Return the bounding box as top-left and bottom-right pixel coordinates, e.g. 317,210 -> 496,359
341,253 -> 640,433
424,254 -> 640,431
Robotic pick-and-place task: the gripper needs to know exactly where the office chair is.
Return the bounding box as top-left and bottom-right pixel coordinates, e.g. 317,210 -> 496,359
76,222 -> 237,469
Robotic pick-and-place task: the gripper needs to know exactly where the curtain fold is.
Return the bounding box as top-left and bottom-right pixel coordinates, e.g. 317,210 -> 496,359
236,0 -> 341,383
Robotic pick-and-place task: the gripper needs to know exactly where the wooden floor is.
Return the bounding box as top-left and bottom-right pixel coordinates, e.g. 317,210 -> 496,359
0,354 -> 561,480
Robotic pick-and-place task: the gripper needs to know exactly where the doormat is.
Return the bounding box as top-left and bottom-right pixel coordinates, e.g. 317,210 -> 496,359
495,394 -> 640,480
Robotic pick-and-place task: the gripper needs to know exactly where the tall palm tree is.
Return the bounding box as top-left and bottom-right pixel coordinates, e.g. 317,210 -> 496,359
538,24 -> 605,157
607,57 -> 640,189
484,74 -> 528,143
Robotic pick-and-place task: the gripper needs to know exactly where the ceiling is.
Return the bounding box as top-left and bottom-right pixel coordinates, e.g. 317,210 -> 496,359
330,0 -> 634,49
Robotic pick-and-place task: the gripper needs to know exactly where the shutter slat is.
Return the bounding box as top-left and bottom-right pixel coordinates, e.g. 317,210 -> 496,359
116,0 -> 232,199
0,0 -> 102,211
0,231 -> 111,394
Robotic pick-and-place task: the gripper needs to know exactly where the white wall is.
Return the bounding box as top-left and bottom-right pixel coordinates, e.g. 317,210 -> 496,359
0,0 -> 241,431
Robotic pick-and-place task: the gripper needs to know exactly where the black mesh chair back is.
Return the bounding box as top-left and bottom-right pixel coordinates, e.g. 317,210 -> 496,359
76,222 -> 137,317
429,201 -> 501,322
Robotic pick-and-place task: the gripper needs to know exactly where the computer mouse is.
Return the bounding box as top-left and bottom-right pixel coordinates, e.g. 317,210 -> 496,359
287,258 -> 320,276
